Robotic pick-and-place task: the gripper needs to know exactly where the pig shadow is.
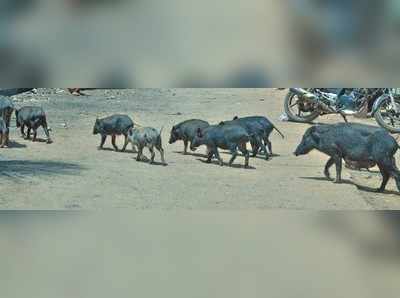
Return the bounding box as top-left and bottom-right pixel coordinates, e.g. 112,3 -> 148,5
172,151 -> 207,158
300,176 -> 354,184
3,141 -> 27,149
219,150 -> 280,160
0,160 -> 83,180
98,147 -> 136,154
24,138 -> 50,144
251,153 -> 281,161
196,159 -> 256,170
300,176 -> 400,195
355,185 -> 400,195
133,157 -> 167,167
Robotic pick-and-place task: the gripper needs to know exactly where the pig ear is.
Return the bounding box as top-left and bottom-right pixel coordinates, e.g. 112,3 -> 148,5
310,128 -> 321,144
233,116 -> 239,120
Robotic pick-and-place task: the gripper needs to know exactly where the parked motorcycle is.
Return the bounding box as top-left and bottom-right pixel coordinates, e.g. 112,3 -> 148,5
372,88 -> 400,133
284,88 -> 400,133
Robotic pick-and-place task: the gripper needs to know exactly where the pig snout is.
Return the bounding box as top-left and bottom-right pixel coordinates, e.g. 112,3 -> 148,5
294,144 -> 305,156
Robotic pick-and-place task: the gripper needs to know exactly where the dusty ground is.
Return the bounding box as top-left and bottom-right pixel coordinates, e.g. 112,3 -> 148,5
0,88 -> 399,209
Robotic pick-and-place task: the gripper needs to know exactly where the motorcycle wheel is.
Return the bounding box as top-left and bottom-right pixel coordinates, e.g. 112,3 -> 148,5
374,99 -> 400,133
284,90 -> 320,123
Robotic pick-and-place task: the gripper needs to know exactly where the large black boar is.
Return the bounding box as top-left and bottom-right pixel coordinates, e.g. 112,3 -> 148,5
294,123 -> 400,193
0,96 -> 14,146
93,114 -> 134,152
16,106 -> 52,143
190,124 -> 251,168
169,119 -> 210,154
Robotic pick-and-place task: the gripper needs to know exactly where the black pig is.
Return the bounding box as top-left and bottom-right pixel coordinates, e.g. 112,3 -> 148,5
190,124 -> 251,168
93,114 -> 134,151
294,123 -> 400,193
169,119 -> 210,154
16,106 -> 52,143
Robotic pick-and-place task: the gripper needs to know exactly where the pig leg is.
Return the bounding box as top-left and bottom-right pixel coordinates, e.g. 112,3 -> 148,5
122,134 -> 129,152
149,146 -> 156,164
256,137 -> 269,160
324,157 -> 335,180
156,144 -> 167,166
26,128 -> 31,140
389,158 -> 400,192
136,146 -> 144,162
32,129 -> 38,142
214,149 -> 224,166
228,144 -> 240,167
376,163 -> 390,193
264,138 -> 272,155
333,156 -> 343,183
111,135 -> 119,151
42,125 -> 52,144
250,140 -> 258,157
98,135 -> 107,150
239,143 -> 250,168
205,148 -> 214,163
20,125 -> 26,138
378,158 -> 400,192
0,133 -> 3,148
183,140 -> 188,154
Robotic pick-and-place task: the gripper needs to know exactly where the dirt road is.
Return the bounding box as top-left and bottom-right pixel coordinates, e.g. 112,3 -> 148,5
0,89 -> 399,209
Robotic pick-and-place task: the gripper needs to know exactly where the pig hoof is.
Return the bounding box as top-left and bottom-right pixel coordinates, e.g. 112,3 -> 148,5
47,140 -> 53,144
333,180 -> 342,184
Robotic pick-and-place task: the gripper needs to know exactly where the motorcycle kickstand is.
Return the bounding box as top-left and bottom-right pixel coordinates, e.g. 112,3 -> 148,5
338,111 -> 349,123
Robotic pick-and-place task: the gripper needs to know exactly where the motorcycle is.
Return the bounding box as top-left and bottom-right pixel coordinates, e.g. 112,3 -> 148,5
372,88 -> 400,133
284,88 -> 400,133
284,88 -> 371,122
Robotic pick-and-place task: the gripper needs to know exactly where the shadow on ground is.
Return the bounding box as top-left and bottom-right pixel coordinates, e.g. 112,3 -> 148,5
197,158 -> 256,170
6,141 -> 27,149
0,160 -> 83,180
172,151 -> 207,158
300,176 -> 400,195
